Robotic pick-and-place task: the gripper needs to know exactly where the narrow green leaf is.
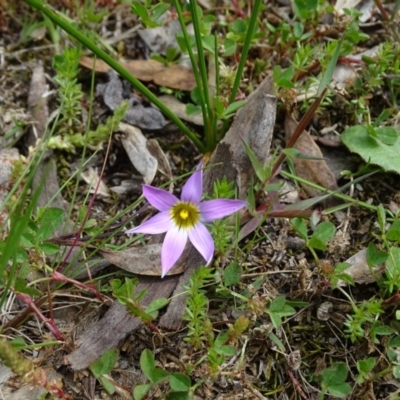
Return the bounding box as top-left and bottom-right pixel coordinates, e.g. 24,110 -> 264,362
145,298 -> 169,314
240,137 -> 268,182
318,37 -> 342,96
224,262 -> 242,286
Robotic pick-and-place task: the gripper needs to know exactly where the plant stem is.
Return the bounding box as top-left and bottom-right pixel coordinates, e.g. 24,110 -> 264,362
23,0 -> 206,153
222,0 -> 262,136
188,0 -> 214,150
173,0 -> 212,150
280,170 -> 379,212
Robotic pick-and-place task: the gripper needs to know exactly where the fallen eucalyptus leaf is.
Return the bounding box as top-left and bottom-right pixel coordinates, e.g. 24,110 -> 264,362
146,138 -> 173,181
81,57 -> 196,91
99,244 -> 184,276
285,114 -> 339,198
119,122 -> 157,184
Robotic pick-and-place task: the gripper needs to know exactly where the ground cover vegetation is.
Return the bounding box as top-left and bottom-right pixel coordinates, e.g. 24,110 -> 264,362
1,0 -> 400,399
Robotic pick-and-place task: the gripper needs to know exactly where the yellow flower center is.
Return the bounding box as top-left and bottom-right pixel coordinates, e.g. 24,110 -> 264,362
170,202 -> 200,229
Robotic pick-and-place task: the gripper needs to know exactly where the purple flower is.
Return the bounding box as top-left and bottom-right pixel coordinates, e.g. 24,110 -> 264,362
127,162 -> 247,277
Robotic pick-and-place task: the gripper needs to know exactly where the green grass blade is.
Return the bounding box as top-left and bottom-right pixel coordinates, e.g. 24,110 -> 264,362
23,0 -> 206,153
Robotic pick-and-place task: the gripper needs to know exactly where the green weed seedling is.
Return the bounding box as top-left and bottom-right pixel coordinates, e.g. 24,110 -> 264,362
53,47 -> 84,136
111,278 -> 169,326
355,357 -> 377,384
89,348 -> 119,395
0,206 -> 64,302
291,217 -> 336,264
134,349 -> 191,400
151,47 -> 181,66
265,296 -> 296,330
319,363 -> 352,399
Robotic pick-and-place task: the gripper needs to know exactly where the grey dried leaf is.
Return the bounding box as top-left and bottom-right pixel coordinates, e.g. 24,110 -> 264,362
337,248 -> 386,286
99,244 -> 185,276
317,301 -> 333,321
98,72 -> 166,130
80,167 -> 111,197
147,138 -> 172,181
119,122 -> 158,184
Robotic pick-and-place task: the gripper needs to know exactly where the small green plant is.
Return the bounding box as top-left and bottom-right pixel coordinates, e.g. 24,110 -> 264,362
356,357 -> 376,384
111,278 -> 169,325
319,363 -> 352,398
291,217 -> 336,263
343,298 -> 384,343
151,47 -> 181,66
89,348 -> 119,395
208,177 -> 238,255
53,47 -> 84,135
182,266 -> 214,350
265,296 -> 296,329
48,101 -> 128,151
134,349 -> 191,400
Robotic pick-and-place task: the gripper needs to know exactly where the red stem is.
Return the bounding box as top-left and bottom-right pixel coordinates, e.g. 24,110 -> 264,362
15,293 -> 64,341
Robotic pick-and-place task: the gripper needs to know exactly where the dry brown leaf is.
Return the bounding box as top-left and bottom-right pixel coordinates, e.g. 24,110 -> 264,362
99,244 -> 185,276
80,57 -> 196,91
284,114 -> 339,198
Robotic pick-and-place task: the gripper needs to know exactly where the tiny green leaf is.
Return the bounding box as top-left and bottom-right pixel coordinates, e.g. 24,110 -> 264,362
36,207 -> 64,242
387,221 -> 400,241
366,242 -> 388,266
98,376 -> 116,395
133,383 -> 153,400
341,125 -> 400,174
291,218 -> 308,240
309,221 -> 335,250
240,138 -> 269,182
169,373 -> 191,391
224,262 -> 242,286
140,349 -> 155,381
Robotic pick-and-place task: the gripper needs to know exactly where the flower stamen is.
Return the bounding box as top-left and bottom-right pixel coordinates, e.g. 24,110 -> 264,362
170,202 -> 200,229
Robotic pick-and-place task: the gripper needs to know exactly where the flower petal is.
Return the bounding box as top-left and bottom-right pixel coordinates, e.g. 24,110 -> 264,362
188,222 -> 214,265
143,185 -> 178,211
181,162 -> 203,204
199,199 -> 247,222
126,211 -> 173,234
161,227 -> 188,277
